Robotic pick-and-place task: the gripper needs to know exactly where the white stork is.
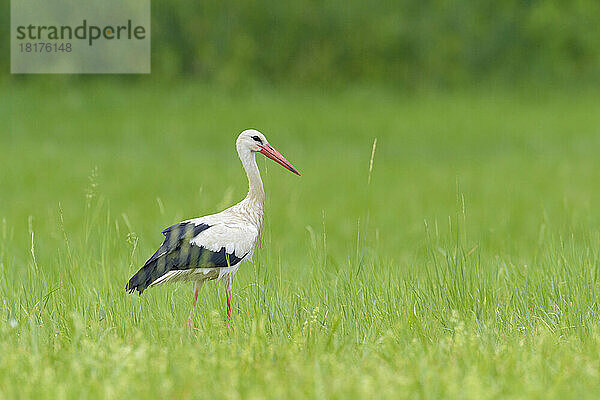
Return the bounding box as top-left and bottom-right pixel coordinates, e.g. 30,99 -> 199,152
126,129 -> 300,328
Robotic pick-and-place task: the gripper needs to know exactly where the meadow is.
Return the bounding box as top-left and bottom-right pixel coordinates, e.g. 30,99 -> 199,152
1,81 -> 600,399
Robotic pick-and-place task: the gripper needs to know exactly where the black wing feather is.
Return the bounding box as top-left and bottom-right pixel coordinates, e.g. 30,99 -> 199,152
125,222 -> 244,294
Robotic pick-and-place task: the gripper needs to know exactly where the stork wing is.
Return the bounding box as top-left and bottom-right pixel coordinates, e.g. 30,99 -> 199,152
190,222 -> 258,260
125,220 -> 258,294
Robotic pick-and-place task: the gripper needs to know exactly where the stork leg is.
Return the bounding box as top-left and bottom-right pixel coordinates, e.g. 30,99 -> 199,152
188,281 -> 200,330
226,279 -> 233,330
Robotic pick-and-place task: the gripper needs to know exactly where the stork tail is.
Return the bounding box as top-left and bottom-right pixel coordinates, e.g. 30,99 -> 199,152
125,259 -> 170,294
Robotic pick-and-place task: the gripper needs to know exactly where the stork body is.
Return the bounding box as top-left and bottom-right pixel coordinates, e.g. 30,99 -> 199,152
125,129 -> 300,327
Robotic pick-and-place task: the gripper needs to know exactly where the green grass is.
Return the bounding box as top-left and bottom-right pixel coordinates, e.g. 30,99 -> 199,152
2,81 -> 600,399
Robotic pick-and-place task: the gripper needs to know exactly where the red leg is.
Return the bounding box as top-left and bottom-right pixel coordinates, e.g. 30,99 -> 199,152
226,284 -> 233,330
188,281 -> 200,330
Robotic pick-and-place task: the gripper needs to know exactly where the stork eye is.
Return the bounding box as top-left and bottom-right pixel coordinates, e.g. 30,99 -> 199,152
251,135 -> 263,144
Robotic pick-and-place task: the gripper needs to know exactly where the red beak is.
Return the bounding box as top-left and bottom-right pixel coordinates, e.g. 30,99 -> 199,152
259,144 -> 301,176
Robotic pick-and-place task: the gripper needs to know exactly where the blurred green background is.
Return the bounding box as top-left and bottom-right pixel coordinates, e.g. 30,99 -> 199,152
3,0 -> 600,87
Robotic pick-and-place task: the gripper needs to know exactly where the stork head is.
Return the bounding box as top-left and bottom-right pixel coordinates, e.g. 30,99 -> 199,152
237,129 -> 301,176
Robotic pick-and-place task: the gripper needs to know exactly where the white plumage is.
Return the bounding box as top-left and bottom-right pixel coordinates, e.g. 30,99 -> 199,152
126,129 -> 300,328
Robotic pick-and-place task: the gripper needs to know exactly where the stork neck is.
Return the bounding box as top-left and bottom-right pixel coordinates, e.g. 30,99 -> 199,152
239,149 -> 264,205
